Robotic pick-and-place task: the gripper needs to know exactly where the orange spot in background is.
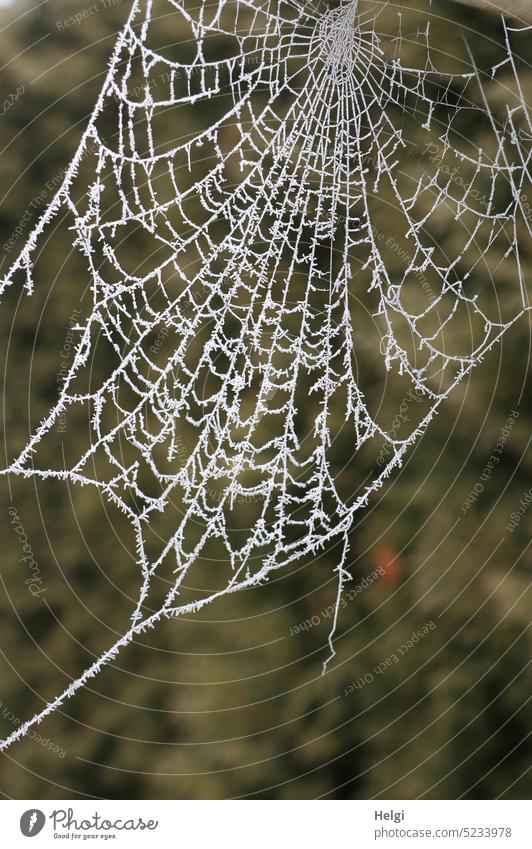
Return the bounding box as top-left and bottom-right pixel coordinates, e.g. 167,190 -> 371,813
375,543 -> 401,584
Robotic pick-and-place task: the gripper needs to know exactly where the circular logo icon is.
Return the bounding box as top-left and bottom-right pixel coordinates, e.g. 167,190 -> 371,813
20,810 -> 46,837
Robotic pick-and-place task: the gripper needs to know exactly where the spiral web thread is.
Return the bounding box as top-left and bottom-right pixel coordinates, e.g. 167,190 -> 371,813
0,0 -> 530,750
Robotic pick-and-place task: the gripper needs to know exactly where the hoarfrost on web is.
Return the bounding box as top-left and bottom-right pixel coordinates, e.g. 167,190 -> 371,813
0,0 -> 530,749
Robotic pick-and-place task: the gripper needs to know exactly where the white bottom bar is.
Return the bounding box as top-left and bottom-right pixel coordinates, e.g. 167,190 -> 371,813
1,800 -> 530,848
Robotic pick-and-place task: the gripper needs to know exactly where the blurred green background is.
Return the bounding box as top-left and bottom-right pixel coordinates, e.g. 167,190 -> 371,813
0,0 -> 530,799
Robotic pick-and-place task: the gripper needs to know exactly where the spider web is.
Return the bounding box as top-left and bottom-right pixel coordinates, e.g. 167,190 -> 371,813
0,0 -> 530,750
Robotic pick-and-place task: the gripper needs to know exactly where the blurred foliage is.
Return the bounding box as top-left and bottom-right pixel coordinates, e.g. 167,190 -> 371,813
0,0 -> 530,799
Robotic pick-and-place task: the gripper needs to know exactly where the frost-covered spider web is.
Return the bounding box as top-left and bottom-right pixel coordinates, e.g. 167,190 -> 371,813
0,0 -> 530,750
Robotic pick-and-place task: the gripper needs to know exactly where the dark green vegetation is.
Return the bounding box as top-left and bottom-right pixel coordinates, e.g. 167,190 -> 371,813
0,0 -> 530,798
